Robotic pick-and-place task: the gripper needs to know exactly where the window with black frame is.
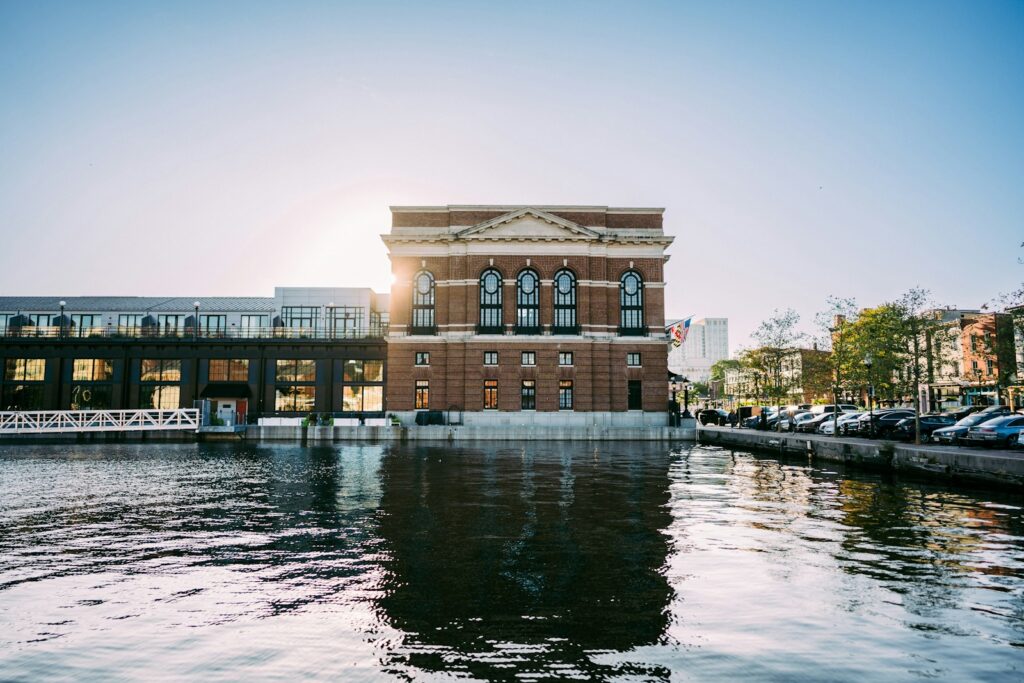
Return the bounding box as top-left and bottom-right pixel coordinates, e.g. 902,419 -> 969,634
619,271 -> 645,334
483,380 -> 498,410
521,380 -> 536,410
140,359 -> 182,409
2,358 -> 46,410
342,359 -> 384,413
516,269 -> 540,334
209,359 -> 249,382
71,358 -> 114,409
411,271 -> 436,334
552,269 -> 577,334
478,268 -> 503,333
274,359 -> 316,412
559,380 -> 573,410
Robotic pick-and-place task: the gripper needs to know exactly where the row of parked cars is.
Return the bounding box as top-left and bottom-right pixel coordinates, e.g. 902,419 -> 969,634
700,404 -> 1024,448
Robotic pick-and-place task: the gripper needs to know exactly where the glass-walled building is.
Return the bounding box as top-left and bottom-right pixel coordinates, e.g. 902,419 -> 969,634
0,288 -> 389,419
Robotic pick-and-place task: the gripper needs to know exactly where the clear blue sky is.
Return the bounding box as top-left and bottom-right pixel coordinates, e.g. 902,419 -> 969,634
1,1 -> 1021,351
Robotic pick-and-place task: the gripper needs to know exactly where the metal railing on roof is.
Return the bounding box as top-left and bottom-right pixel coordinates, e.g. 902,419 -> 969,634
0,325 -> 389,341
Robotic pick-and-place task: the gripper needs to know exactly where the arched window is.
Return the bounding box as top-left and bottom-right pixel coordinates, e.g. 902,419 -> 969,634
411,270 -> 435,334
516,269 -> 540,334
619,270 -> 645,334
552,269 -> 577,334
478,268 -> 503,334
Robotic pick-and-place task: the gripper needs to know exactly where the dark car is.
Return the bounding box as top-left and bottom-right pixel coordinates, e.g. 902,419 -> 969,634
892,414 -> 956,442
856,409 -> 915,438
932,412 -> 1006,445
698,409 -> 729,426
797,412 -> 835,433
964,415 -> 1024,448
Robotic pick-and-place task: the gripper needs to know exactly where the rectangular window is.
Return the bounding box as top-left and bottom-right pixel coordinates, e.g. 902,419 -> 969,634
73,359 -> 113,381
282,306 -> 319,329
559,380 -> 573,410
343,386 -> 384,412
484,380 -> 498,409
141,359 -> 181,382
328,306 -> 365,337
484,351 -> 498,365
971,359 -> 979,371
5,358 -> 46,382
521,380 -> 536,410
627,380 -> 642,410
157,315 -> 184,334
199,314 -> 227,333
415,380 -> 429,409
415,352 -> 430,366
344,360 -> 384,383
987,359 -> 995,374
970,335 -> 978,351
0,313 -> 11,334
627,352 -> 642,367
276,359 -> 316,383
274,386 -> 315,412
559,352 -> 573,366
70,314 -> 99,336
521,351 -> 536,366
70,383 -> 112,410
240,315 -> 268,335
140,385 -> 180,410
118,314 -> 143,333
209,359 -> 249,382
2,385 -> 44,410
29,314 -> 51,327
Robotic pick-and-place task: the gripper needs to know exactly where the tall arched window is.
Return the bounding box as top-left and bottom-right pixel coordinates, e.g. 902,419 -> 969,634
411,270 -> 435,334
479,268 -> 503,334
552,268 -> 577,334
516,269 -> 540,334
619,270 -> 645,334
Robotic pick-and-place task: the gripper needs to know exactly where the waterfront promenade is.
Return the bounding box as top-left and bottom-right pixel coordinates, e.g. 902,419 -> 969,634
698,424 -> 1024,488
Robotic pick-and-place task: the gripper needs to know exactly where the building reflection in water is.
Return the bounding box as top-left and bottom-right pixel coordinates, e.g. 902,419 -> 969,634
372,442 -> 676,680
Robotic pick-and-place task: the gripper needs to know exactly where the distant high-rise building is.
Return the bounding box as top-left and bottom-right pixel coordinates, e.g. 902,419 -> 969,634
665,317 -> 729,382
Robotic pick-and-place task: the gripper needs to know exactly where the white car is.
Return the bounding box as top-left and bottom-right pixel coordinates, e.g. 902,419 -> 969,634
818,411 -> 865,435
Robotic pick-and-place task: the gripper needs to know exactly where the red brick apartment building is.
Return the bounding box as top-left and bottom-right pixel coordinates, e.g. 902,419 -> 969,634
381,205 -> 674,426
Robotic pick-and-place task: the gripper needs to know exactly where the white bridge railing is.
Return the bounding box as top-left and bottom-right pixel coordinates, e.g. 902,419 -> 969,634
0,409 -> 200,434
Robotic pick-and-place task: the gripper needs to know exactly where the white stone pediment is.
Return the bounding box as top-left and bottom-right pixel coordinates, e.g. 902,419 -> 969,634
455,208 -> 600,241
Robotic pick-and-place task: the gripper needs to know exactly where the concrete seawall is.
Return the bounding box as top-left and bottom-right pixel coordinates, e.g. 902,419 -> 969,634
244,423 -> 697,442
697,425 -> 1024,489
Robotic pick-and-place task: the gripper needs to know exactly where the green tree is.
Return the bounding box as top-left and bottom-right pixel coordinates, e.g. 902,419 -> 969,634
746,309 -> 806,430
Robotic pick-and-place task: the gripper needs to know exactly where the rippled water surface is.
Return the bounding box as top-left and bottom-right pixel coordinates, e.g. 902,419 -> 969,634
1,442 -> 1023,682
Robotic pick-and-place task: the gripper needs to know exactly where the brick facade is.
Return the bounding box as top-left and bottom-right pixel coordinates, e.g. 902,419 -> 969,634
382,206 -> 674,422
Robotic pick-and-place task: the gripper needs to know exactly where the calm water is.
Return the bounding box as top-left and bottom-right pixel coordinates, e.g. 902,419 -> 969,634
1,443 -> 1023,682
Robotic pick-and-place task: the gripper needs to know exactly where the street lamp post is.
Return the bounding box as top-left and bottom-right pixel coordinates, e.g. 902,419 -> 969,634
682,382 -> 693,418
327,302 -> 335,339
58,300 -> 66,338
193,301 -> 200,341
669,377 -> 681,426
863,353 -> 874,437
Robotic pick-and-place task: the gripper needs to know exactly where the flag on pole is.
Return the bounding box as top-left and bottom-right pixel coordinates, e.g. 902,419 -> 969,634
670,317 -> 692,348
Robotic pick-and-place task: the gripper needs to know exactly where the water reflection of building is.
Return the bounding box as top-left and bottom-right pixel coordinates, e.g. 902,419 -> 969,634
373,443 -> 675,680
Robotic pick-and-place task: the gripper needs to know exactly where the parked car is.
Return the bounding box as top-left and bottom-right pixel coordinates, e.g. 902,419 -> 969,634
964,415 -> 1024,448
783,411 -> 815,432
798,412 -> 837,433
932,412 -> 1006,445
818,411 -> 865,436
698,409 -> 729,426
891,414 -> 956,442
856,409 -> 915,438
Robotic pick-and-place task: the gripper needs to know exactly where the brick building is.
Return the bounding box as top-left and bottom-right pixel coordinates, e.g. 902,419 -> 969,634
382,205 -> 674,426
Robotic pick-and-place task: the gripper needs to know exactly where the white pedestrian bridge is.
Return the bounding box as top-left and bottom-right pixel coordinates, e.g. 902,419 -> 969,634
0,409 -> 200,435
